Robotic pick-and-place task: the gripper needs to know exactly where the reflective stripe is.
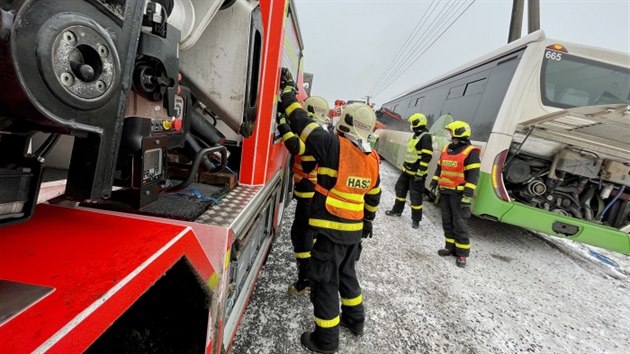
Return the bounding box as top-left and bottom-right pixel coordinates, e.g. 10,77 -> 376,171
421,149 -> 433,155
341,294 -> 363,307
309,218 -> 363,231
445,238 -> 455,244
298,140 -> 305,155
295,251 -> 311,259
411,205 -> 423,210
286,102 -> 302,117
441,171 -> 465,178
301,155 -> 316,161
366,186 -> 381,195
419,161 -> 429,167
294,191 -> 315,198
464,182 -> 477,190
300,122 -> 319,142
396,197 -> 406,202
315,316 -> 340,328
318,167 -> 338,178
327,195 -> 364,211
331,188 -> 364,202
465,163 -> 481,170
456,242 -> 471,249
365,204 -> 378,212
282,131 -> 295,141
432,176 -> 439,181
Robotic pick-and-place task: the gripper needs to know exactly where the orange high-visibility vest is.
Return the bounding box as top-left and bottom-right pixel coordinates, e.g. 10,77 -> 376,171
292,155 -> 317,184
315,137 -> 379,220
437,145 -> 479,190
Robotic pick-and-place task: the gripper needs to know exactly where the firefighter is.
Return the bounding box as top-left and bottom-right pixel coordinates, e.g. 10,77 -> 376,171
279,69 -> 381,353
276,95 -> 330,295
429,120 -> 480,268
384,113 -> 433,229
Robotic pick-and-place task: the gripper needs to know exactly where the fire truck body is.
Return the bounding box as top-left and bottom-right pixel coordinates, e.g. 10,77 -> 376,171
0,0 -> 302,352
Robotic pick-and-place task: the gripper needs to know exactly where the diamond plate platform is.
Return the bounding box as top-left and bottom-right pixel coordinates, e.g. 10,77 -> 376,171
196,184 -> 262,228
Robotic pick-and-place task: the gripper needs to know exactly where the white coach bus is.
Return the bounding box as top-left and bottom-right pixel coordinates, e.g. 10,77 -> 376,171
374,30 -> 630,254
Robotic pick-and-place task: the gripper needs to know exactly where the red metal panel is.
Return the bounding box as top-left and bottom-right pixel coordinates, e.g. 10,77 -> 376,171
241,0 -> 288,185
0,204 -> 214,353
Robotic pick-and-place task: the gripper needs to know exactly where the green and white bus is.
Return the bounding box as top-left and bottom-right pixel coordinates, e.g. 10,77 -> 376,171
374,30 -> 630,255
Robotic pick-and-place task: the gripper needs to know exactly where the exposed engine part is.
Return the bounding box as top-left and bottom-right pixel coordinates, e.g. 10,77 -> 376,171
600,184 -> 614,199
550,148 -> 602,179
526,179 -> 547,196
601,160 -> 630,187
504,158 -> 531,184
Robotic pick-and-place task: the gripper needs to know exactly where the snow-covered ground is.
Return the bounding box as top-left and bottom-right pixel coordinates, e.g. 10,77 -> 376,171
232,161 -> 630,354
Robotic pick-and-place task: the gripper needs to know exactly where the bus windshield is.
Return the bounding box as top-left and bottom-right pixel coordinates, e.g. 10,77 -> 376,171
541,50 -> 630,109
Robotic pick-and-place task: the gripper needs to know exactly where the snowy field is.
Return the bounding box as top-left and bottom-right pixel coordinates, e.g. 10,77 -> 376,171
232,161 -> 630,354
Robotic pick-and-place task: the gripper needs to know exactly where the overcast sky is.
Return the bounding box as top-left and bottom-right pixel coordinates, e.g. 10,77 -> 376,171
293,0 -> 630,107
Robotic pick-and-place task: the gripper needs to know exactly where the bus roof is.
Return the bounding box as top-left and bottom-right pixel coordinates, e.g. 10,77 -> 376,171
385,30 -> 629,105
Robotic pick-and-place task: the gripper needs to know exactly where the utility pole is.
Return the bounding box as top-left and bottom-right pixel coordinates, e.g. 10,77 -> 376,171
508,0 -> 541,43
508,0 -> 525,43
528,0 -> 540,33
365,96 -> 372,104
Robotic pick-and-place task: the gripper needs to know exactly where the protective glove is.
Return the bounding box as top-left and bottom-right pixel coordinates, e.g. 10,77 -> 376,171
362,219 -> 373,239
460,196 -> 472,218
280,68 -> 296,92
276,112 -> 287,126
429,180 -> 438,190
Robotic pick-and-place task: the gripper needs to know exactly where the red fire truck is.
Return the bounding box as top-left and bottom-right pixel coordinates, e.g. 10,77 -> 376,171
0,0 -> 303,352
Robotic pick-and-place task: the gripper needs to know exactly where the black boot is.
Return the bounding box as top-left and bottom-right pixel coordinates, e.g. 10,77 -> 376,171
437,248 -> 454,257
456,256 -> 467,268
411,220 -> 420,229
385,210 -> 402,217
300,332 -> 337,353
340,317 -> 364,336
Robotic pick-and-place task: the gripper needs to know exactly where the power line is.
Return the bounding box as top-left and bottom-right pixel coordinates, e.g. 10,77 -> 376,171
372,0 -> 477,100
373,0 -> 460,95
368,0 -> 438,96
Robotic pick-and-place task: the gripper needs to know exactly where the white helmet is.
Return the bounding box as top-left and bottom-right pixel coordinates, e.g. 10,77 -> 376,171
305,96 -> 330,125
335,103 -> 376,152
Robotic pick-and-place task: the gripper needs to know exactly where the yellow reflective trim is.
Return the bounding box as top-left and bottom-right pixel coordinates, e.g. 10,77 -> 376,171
464,182 -> 477,190
331,188 -> 364,202
298,140 -> 306,155
456,243 -> 471,249
281,131 -> 295,142
419,162 -> 430,167
225,249 -> 231,269
365,204 -> 378,212
309,218 -> 363,231
300,122 -> 320,142
432,176 -> 439,181
295,251 -> 311,259
327,196 -> 363,211
465,163 -> 481,170
396,197 -> 406,202
315,315 -> 340,328
318,167 -> 338,178
411,205 -> 423,210
442,171 -> 465,177
286,102 -> 302,117
294,191 -> 315,199
366,186 -> 381,195
445,238 -> 455,244
421,149 -> 433,155
301,155 -> 316,161
341,294 -> 363,307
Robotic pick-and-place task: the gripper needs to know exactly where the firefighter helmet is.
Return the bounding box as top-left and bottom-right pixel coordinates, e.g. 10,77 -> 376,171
305,96 -> 330,125
445,120 -> 472,138
408,113 -> 427,129
336,103 -> 376,152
